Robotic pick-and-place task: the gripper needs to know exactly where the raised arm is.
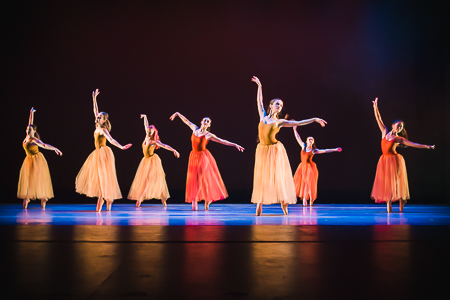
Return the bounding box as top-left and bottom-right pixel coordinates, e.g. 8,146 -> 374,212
293,126 -> 305,150
170,112 -> 198,131
252,76 -> 266,121
33,138 -> 63,156
140,114 -> 149,135
207,133 -> 245,152
279,118 -> 327,128
92,89 -> 100,120
396,137 -> 435,150
155,141 -> 180,158
28,107 -> 36,126
101,129 -> 132,150
372,98 -> 387,137
314,147 -> 342,154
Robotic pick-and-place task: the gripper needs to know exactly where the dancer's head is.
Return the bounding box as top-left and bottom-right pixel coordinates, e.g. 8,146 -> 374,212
267,99 -> 283,119
96,112 -> 111,132
392,120 -> 408,139
306,136 -> 317,150
147,125 -> 160,141
201,117 -> 211,132
26,125 -> 40,140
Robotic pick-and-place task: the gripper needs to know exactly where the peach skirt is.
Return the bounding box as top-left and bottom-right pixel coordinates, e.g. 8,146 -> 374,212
293,162 -> 318,201
128,154 -> 170,201
371,154 -> 409,203
251,142 -> 297,204
75,146 -> 122,200
185,149 -> 228,203
17,153 -> 54,200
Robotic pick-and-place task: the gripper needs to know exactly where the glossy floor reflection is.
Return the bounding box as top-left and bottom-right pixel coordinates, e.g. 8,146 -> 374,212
1,204 -> 450,225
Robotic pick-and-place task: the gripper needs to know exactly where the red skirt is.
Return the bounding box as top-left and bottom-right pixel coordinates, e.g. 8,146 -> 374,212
293,162 -> 318,201
371,154 -> 409,203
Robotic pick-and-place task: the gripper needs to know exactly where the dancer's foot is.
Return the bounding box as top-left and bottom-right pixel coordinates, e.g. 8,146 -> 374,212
106,200 -> 113,211
309,200 -> 314,206
303,199 -> 308,206
41,198 -> 48,209
96,198 -> 104,212
162,199 -> 167,207
386,201 -> 392,213
256,204 -> 262,216
136,200 -> 142,207
23,199 -> 30,209
192,201 -> 198,211
399,199 -> 406,212
205,201 -> 211,211
281,203 -> 288,215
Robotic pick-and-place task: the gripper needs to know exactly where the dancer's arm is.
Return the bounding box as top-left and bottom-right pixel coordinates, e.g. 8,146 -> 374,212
293,126 -> 306,150
28,107 -> 36,126
156,141 -> 180,157
92,89 -> 100,120
207,134 -> 245,152
34,138 -> 63,156
372,98 -> 387,137
101,129 -> 132,150
279,118 -> 327,128
396,137 -> 435,149
252,76 -> 266,121
140,114 -> 149,135
170,112 -> 198,131
314,147 -> 342,154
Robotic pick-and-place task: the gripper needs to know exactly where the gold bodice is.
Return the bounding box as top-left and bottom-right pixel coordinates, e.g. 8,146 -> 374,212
23,140 -> 39,156
94,132 -> 107,149
258,121 -> 280,145
143,142 -> 156,157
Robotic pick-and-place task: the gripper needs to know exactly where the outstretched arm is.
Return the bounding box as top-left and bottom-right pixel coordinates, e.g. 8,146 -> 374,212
92,89 -> 100,120
372,98 -> 387,137
314,147 -> 342,154
34,139 -> 63,156
252,76 -> 266,121
156,141 -> 180,158
208,133 -> 245,152
28,107 -> 36,126
396,137 -> 435,149
279,118 -> 327,128
170,112 -> 198,131
140,114 -> 149,135
101,129 -> 132,150
293,126 -> 305,150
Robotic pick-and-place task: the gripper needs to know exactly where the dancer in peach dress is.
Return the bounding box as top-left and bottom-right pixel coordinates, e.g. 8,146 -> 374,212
251,76 -> 327,216
371,98 -> 434,212
292,126 -> 342,206
76,89 -> 132,212
170,112 -> 244,210
128,114 -> 180,207
18,107 -> 63,209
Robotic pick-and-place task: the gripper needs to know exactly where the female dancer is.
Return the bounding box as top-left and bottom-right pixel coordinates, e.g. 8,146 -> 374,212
128,114 -> 180,207
293,126 -> 342,206
251,76 -> 327,216
371,98 -> 434,212
18,107 -> 62,209
170,112 -> 244,210
76,89 -> 132,212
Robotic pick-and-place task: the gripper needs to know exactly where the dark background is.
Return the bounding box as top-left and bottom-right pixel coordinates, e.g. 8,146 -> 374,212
1,0 -> 448,204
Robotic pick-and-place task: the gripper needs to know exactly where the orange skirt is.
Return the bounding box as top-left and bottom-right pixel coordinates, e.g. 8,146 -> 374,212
185,149 -> 228,203
17,152 -> 54,200
251,142 -> 297,204
371,154 -> 409,203
128,154 -> 170,201
293,162 -> 318,201
75,146 -> 122,200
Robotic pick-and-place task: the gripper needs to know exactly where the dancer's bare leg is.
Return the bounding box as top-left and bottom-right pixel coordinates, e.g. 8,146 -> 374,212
23,198 -> 30,209
40,198 -> 48,209
205,201 -> 211,211
281,202 -> 288,215
386,200 -> 392,213
161,197 -> 167,207
96,197 -> 104,212
106,199 -> 113,211
256,203 -> 262,216
399,199 -> 406,212
192,201 -> 198,211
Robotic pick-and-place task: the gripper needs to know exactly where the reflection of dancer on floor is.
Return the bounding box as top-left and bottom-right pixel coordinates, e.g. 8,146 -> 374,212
170,112 -> 244,210
75,89 -> 132,212
128,114 -> 180,207
293,126 -> 341,206
251,76 -> 327,216
371,98 -> 434,212
18,107 -> 62,209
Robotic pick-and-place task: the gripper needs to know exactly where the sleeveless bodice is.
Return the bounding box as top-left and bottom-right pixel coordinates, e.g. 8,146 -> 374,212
301,149 -> 314,163
381,136 -> 398,156
191,134 -> 209,152
142,141 -> 156,157
258,121 -> 280,145
94,132 -> 107,149
23,140 -> 39,156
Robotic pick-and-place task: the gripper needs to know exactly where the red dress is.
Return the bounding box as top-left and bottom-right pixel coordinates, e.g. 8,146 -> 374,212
185,134 -> 228,203
293,150 -> 319,201
371,136 -> 409,203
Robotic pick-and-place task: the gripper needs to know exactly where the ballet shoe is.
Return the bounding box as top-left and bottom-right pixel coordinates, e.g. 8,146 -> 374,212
162,199 -> 167,207
399,200 -> 405,212
41,198 -> 48,209
309,200 -> 314,206
303,199 -> 308,206
106,200 -> 113,211
96,199 -> 104,212
386,201 -> 392,213
256,205 -> 262,216
281,203 -> 288,215
205,201 -> 211,211
192,202 -> 198,211
23,199 -> 30,209
136,200 -> 142,207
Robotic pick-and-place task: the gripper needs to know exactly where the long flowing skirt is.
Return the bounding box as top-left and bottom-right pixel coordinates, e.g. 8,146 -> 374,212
293,162 -> 318,201
371,154 -> 409,203
251,142 -> 297,204
17,153 -> 54,200
186,149 -> 228,203
128,154 -> 170,201
76,146 -> 122,200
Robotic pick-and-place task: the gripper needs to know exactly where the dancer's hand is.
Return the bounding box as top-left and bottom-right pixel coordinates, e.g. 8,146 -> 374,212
315,118 -> 327,127
30,107 -> 36,113
235,144 -> 245,152
55,148 -> 63,156
92,89 -> 100,98
372,97 -> 378,107
140,114 -> 146,119
122,144 -> 132,150
429,145 -> 435,149
252,76 -> 261,86
336,147 -> 342,152
173,150 -> 180,158
170,112 -> 179,121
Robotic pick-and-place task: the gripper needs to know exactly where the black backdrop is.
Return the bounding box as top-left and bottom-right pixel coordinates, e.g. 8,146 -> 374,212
2,1 -> 448,204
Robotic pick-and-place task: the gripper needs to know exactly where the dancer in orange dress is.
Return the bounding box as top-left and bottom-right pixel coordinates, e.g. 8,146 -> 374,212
128,114 -> 180,207
251,76 -> 327,216
292,126 -> 342,206
371,98 -> 434,212
170,112 -> 244,210
76,89 -> 132,212
18,107 -> 62,209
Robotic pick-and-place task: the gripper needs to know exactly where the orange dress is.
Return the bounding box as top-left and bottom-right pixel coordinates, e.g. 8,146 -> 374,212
185,133 -> 228,203
251,121 -> 297,204
293,149 -> 319,201
75,132 -> 122,200
128,141 -> 170,201
17,140 -> 54,200
371,136 -> 409,203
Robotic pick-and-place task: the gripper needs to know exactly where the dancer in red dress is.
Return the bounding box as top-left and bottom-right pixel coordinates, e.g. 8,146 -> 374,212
371,98 -> 434,212
170,112 -> 244,210
292,126 -> 341,206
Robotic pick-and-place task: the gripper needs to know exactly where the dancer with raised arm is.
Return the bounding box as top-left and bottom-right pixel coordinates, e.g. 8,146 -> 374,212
251,76 -> 327,216
18,107 -> 62,209
371,98 -> 434,212
76,89 -> 132,212
293,126 -> 342,206
170,112 -> 244,210
128,114 -> 180,207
